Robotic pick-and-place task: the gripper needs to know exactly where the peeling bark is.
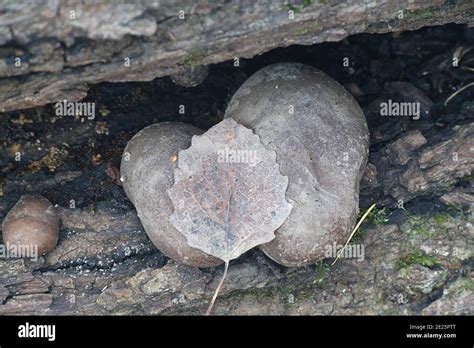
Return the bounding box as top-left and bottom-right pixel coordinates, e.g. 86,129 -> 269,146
0,0 -> 473,316
1,0 -> 473,112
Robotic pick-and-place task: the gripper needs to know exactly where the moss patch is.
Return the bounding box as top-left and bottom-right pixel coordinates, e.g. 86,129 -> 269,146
292,20 -> 321,36
365,207 -> 389,225
402,3 -> 457,22
313,261 -> 330,284
282,0 -> 315,13
351,227 -> 368,243
405,215 -> 435,237
395,250 -> 438,269
178,47 -> 207,69
433,212 -> 450,225
453,277 -> 474,294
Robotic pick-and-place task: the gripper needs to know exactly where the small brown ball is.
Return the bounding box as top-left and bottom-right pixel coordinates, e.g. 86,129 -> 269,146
2,195 -> 59,256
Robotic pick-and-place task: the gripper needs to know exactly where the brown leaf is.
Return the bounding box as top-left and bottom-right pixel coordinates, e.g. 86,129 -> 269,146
168,118 -> 292,265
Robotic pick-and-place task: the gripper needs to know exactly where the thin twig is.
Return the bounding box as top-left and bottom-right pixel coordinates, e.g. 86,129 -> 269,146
444,82 -> 474,106
205,261 -> 229,315
332,203 -> 377,266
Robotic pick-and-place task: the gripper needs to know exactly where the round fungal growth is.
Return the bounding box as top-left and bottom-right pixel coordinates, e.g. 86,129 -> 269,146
225,63 -> 370,267
170,65 -> 209,88
2,195 -> 60,256
120,122 -> 222,268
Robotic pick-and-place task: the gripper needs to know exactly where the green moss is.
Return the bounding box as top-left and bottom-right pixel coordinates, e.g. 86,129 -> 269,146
282,0 -> 315,13
365,207 -> 389,225
412,224 -> 433,237
402,2 -> 460,22
395,250 -> 438,269
403,8 -> 435,20
313,261 -> 330,284
460,173 -> 474,182
433,212 -> 450,225
401,6 -> 441,21
406,215 -> 434,237
404,209 -> 463,237
454,277 -> 474,293
351,227 -> 368,243
178,47 -> 207,69
292,20 -> 321,36
340,206 -> 388,244
398,266 -> 412,279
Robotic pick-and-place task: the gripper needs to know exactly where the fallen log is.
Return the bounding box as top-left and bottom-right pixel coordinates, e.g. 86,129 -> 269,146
1,120 -> 472,315
1,0 -> 473,111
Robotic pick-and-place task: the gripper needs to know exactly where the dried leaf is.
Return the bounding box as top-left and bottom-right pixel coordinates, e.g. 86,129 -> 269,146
167,118 -> 292,313
168,118 -> 292,262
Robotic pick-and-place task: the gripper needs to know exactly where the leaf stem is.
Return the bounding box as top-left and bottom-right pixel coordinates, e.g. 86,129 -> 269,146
205,261 -> 229,315
444,82 -> 474,106
331,203 -> 376,266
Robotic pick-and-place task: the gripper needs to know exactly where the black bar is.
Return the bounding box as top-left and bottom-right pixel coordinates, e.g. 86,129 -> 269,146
0,315 -> 472,346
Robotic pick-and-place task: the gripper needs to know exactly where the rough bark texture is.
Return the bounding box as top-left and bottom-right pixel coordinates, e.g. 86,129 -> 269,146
0,120 -> 472,315
0,1 -> 473,316
1,0 -> 474,112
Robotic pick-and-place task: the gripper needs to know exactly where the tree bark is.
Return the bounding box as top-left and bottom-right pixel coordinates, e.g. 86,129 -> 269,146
1,0 -> 473,112
1,120 -> 472,315
0,0 -> 473,316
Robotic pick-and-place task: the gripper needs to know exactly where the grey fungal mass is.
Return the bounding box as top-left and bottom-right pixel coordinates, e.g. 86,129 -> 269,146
120,122 -> 222,267
225,63 -> 370,267
121,63 -> 369,269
